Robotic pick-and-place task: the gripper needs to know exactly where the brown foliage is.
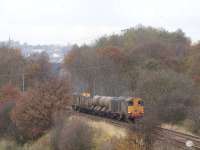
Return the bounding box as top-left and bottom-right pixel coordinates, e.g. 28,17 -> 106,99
0,48 -> 24,87
97,46 -> 125,63
11,78 -> 72,140
0,84 -> 21,136
52,118 -> 95,150
0,83 -> 21,102
64,45 -> 80,66
24,52 -> 52,88
64,26 -> 192,96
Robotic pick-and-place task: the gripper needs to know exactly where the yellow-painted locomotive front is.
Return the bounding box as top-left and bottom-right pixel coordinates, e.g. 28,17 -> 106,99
128,98 -> 144,119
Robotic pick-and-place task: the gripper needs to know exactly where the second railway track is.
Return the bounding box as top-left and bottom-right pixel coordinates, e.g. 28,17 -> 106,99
71,111 -> 200,149
154,127 -> 200,149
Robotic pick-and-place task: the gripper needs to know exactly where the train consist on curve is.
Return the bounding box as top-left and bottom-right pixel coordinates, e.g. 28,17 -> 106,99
72,93 -> 144,122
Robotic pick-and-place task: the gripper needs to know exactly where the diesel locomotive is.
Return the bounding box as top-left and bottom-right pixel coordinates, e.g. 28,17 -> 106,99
72,93 -> 144,121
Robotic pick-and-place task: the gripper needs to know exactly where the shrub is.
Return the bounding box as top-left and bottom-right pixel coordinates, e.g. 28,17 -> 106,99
136,70 -> 196,124
100,134 -> 144,150
0,84 -> 21,137
52,118 -> 95,150
0,83 -> 21,101
11,78 -> 72,141
0,140 -> 22,150
187,106 -> 200,134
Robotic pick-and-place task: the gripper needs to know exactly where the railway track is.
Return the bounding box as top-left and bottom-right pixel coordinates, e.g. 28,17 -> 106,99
71,111 -> 134,129
154,127 -> 200,149
71,111 -> 200,149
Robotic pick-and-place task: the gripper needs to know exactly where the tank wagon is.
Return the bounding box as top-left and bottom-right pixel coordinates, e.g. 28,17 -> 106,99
72,94 -> 144,121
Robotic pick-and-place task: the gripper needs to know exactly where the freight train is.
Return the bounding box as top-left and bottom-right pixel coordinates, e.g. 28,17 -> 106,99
72,93 -> 144,122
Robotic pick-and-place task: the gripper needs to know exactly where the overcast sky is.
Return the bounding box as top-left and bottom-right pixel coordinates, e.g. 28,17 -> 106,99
0,0 -> 199,45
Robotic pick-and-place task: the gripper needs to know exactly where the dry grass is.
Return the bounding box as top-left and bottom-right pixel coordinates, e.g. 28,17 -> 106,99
0,140 -> 21,150
68,116 -> 145,150
25,132 -> 52,150
0,132 -> 52,150
153,140 -> 181,150
161,121 -> 196,136
90,121 -> 127,150
0,116 -> 144,150
69,116 -> 127,137
89,121 -> 127,138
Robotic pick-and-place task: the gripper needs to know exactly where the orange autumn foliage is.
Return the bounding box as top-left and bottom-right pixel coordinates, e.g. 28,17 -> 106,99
11,78 -> 72,140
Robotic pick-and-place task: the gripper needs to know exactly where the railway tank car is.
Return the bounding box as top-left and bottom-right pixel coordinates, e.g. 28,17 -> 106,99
72,93 -> 144,121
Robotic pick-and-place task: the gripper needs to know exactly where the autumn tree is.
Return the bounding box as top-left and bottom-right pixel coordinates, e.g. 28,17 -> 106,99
0,83 -> 21,101
64,45 -> 98,95
136,70 -> 196,123
11,78 -> 71,141
122,26 -> 190,55
24,52 -> 52,88
0,83 -> 21,136
64,26 -> 191,97
65,45 -> 127,96
94,46 -> 126,96
0,48 -> 24,88
184,42 -> 200,86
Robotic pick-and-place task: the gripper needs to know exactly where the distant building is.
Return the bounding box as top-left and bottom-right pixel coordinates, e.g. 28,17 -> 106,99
0,38 -> 71,63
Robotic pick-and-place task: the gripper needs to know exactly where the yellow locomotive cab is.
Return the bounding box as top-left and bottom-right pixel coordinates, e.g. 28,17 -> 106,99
128,98 -> 144,119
